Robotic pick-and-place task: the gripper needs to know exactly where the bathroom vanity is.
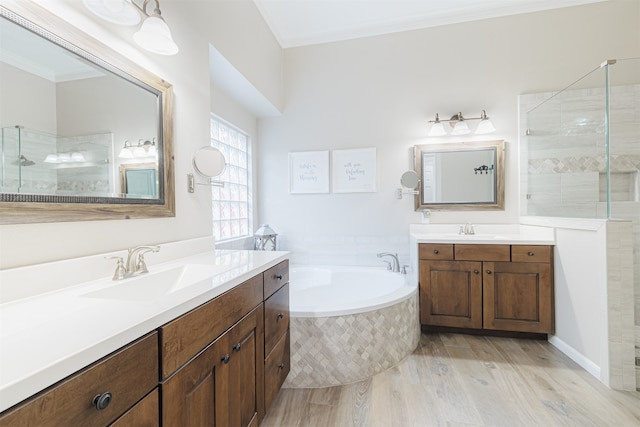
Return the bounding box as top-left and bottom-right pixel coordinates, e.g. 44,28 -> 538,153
0,250 -> 290,427
411,224 -> 555,336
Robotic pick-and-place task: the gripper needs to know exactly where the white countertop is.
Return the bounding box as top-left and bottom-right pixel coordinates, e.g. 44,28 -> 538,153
0,249 -> 289,412
409,223 -> 555,245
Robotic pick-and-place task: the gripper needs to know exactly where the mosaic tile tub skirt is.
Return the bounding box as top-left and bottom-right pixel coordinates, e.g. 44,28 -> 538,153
283,291 -> 420,388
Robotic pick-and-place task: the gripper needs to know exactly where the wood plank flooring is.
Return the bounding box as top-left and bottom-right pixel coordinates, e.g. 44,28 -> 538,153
262,333 -> 640,427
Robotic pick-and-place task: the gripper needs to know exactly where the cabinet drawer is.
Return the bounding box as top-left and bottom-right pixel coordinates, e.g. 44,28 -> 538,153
264,260 -> 289,299
264,283 -> 289,356
455,244 -> 510,261
419,244 -> 454,260
512,245 -> 553,263
0,332 -> 158,427
264,332 -> 290,411
111,389 -> 159,427
160,274 -> 263,378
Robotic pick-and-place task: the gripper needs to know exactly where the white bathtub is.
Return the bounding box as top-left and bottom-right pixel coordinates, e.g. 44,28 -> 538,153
285,265 -> 420,388
290,265 -> 416,317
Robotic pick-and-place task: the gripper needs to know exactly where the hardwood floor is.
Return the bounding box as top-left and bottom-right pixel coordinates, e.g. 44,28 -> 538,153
262,333 -> 640,426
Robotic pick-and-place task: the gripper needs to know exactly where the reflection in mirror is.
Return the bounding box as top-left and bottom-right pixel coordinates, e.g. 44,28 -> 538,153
414,140 -> 504,211
0,3 -> 174,224
120,163 -> 158,198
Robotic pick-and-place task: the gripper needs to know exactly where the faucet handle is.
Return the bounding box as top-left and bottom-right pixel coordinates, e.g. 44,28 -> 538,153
105,256 -> 126,281
136,253 -> 150,274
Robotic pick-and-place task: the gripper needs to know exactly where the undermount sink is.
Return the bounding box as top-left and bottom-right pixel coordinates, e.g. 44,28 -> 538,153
82,264 -> 234,302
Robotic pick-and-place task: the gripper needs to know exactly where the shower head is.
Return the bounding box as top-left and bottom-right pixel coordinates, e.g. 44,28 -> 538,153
15,155 -> 36,166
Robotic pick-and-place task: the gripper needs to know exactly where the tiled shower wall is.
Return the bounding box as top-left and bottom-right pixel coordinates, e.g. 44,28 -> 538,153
520,83 -> 639,390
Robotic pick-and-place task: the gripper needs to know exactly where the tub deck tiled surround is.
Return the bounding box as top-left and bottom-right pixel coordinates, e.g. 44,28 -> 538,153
284,291 -> 420,388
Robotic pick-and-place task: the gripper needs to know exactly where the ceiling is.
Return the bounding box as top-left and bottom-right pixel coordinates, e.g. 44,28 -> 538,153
253,0 -> 606,48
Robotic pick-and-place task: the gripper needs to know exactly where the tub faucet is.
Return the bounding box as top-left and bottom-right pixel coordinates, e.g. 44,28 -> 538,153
377,252 -> 400,273
459,222 -> 475,235
125,245 -> 160,277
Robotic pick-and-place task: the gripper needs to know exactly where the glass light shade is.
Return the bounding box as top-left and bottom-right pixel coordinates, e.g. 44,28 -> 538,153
133,145 -> 146,157
146,144 -> 158,157
83,0 -> 140,25
451,120 -> 471,135
44,154 -> 58,163
475,118 -> 497,135
118,146 -> 134,158
427,122 -> 447,137
57,153 -> 72,163
133,16 -> 179,55
71,152 -> 86,162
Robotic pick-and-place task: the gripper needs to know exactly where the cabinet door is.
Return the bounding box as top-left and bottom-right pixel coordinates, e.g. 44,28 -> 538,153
419,260 -> 483,328
483,262 -> 554,333
162,307 -> 264,427
228,305 -> 264,427
161,332 -> 230,427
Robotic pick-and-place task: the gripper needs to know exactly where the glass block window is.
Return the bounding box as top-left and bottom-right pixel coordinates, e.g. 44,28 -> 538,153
210,115 -> 252,242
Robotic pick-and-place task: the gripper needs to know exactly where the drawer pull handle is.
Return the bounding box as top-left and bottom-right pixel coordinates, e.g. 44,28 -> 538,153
433,250 -> 439,255
474,270 -> 480,274
486,270 -> 492,275
233,343 -> 241,352
278,363 -> 286,370
528,252 -> 535,256
277,312 -> 284,320
222,354 -> 230,364
275,275 -> 283,280
93,392 -> 112,411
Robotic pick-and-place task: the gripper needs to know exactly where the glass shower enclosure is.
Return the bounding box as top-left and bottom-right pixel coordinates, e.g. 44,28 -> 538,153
520,57 -> 639,389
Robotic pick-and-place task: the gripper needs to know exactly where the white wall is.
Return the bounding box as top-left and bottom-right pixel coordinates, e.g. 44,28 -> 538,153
257,1 -> 640,264
0,0 -> 282,268
0,62 -> 57,133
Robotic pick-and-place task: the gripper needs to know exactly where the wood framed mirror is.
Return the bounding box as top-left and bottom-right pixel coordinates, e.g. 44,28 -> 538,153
0,2 -> 174,224
414,140 -> 505,211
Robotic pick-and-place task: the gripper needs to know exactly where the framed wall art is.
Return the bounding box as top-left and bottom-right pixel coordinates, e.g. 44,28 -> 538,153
288,150 -> 330,194
332,148 -> 377,193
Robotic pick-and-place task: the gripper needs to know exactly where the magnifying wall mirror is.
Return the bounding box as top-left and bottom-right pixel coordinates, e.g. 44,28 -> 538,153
187,147 -> 226,193
414,140 -> 504,211
400,170 -> 420,190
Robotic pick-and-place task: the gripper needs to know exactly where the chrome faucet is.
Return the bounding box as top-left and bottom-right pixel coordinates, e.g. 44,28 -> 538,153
377,252 -> 400,273
459,222 -> 475,235
107,245 -> 160,280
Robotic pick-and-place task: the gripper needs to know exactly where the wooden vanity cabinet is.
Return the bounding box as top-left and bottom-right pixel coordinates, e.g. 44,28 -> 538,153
419,243 -> 554,335
160,275 -> 265,427
161,306 -> 264,427
263,261 -> 291,413
0,332 -> 159,427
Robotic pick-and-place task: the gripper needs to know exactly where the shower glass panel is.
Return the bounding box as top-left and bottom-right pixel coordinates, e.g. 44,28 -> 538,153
0,126 -> 112,196
523,65 -> 608,218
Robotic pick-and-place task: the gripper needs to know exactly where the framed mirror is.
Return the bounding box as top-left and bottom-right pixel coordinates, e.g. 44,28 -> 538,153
414,140 -> 504,210
0,3 -> 174,224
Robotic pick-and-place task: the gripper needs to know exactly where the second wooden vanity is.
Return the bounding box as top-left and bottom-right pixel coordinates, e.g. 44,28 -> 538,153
0,259 -> 290,427
419,243 -> 554,335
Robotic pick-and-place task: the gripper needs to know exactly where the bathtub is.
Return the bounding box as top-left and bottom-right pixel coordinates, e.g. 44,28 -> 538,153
283,266 -> 420,388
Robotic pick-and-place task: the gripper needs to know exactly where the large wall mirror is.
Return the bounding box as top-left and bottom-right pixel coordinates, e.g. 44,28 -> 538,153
414,140 -> 505,210
0,3 -> 174,224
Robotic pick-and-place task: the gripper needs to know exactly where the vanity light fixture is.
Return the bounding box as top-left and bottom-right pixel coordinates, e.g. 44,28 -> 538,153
427,110 -> 496,137
83,0 -> 179,55
118,139 -> 157,159
44,152 -> 87,164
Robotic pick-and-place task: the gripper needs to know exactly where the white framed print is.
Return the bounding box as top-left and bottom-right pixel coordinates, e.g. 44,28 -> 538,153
288,150 -> 330,194
332,148 -> 377,193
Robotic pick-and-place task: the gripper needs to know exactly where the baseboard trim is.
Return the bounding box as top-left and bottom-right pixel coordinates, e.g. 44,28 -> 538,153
548,335 -> 601,381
